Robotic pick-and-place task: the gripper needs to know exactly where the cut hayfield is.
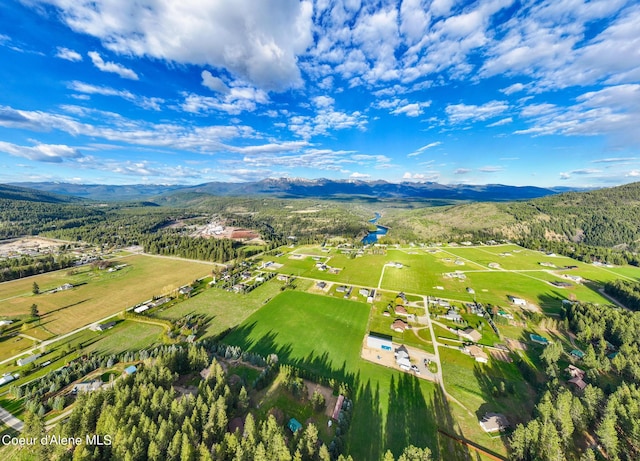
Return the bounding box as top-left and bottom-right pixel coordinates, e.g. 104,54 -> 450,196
0,254 -> 212,342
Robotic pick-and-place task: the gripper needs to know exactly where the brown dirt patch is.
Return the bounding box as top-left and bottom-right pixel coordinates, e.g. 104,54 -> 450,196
505,338 -> 528,351
304,380 -> 338,418
489,349 -> 513,362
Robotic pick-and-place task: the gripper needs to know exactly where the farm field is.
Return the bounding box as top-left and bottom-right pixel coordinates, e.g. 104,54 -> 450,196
222,291 -> 440,460
84,320 -> 164,355
156,278 -> 285,338
257,247 -> 388,287
0,254 -> 213,344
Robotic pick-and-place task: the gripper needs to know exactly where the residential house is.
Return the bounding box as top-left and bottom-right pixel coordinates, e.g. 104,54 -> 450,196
479,413 -> 510,432
465,345 -> 488,363
391,319 -> 409,333
459,328 -> 482,343
570,349 -> 585,359
73,380 -> 103,394
443,309 -> 462,322
288,418 -> 303,433
90,321 -> 116,332
568,376 -> 587,390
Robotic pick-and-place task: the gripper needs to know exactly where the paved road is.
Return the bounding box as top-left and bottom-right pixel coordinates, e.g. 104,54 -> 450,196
0,406 -> 24,432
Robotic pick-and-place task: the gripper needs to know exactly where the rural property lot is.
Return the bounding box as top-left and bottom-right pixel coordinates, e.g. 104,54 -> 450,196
0,254 -> 213,342
223,291 -> 440,460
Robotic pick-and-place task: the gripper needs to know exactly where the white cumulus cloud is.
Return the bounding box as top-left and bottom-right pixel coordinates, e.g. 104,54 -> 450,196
55,47 -> 82,61
88,51 -> 138,80
37,0 -> 313,91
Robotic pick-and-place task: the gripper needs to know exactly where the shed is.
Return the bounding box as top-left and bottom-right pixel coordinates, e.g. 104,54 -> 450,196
134,305 -> 150,314
17,354 -> 40,367
0,374 -> 16,386
570,349 -> 584,359
509,296 -> 526,306
288,418 -> 303,433
124,365 -> 138,375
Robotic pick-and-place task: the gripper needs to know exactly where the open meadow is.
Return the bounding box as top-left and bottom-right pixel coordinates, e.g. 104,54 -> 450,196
0,254 -> 213,345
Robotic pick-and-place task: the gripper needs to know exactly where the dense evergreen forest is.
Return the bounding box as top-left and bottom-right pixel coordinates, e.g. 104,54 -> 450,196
502,182 -> 640,251
510,302 -> 640,460
17,343 -> 431,461
604,280 -> 640,311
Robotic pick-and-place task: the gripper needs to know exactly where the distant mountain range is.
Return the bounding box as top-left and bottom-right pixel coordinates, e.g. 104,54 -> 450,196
7,179 -> 581,202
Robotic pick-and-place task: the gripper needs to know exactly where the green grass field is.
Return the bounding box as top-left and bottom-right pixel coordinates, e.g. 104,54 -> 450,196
155,279 -> 285,338
0,254 -> 213,344
84,320 -> 164,355
222,291 -> 440,460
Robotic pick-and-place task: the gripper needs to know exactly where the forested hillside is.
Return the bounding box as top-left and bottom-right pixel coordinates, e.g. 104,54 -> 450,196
502,182 -> 640,249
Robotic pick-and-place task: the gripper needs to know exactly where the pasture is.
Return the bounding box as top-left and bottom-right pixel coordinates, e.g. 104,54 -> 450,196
156,278 -> 285,338
0,254 -> 213,343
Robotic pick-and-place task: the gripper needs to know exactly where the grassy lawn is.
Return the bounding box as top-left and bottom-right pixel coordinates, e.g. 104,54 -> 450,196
0,254 -> 213,346
439,346 -> 535,456
222,291 -> 440,460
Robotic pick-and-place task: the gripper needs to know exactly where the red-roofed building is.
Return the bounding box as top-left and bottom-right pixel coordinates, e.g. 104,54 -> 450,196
395,305 -> 408,316
391,319 -> 409,332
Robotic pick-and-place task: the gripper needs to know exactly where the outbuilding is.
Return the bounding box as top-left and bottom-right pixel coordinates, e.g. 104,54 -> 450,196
366,333 -> 393,351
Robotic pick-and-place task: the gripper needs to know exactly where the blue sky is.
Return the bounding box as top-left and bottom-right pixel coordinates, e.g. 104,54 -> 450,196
0,0 -> 639,187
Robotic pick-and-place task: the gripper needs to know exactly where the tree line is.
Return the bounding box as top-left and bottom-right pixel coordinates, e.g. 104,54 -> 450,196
604,279 -> 640,311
